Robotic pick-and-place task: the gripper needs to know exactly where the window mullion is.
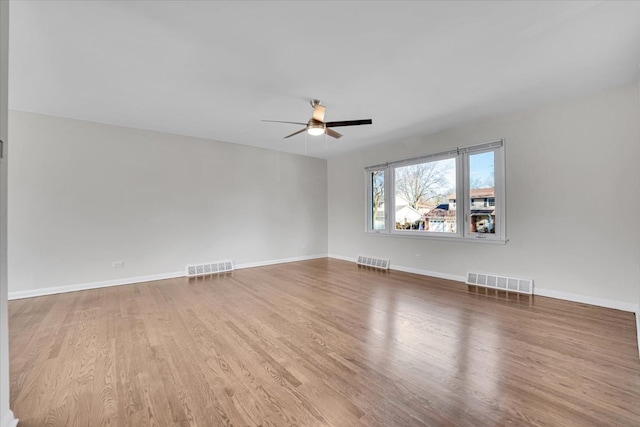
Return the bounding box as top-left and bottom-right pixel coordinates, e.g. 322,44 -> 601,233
386,165 -> 393,232
460,153 -> 468,238
495,147 -> 506,239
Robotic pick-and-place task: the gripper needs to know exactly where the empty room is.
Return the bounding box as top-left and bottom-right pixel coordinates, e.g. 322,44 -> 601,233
1,1 -> 640,426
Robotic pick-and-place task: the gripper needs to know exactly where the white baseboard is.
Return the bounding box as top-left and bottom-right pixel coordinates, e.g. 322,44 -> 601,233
235,254 -> 327,270
7,254 -> 329,300
328,254 -> 637,313
389,264 -> 467,283
534,288 -> 638,313
1,410 -> 18,427
636,310 -> 640,358
8,271 -> 185,300
328,253 -> 467,283
327,254 -> 356,263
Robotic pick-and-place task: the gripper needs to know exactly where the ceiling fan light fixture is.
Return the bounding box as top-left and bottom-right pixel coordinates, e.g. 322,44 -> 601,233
307,123 -> 325,136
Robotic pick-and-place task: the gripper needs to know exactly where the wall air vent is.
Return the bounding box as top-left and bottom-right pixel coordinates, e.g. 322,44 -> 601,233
357,255 -> 390,270
186,260 -> 234,277
466,272 -> 533,294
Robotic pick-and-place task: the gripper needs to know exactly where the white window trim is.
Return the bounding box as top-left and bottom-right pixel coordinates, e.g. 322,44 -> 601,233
461,143 -> 506,241
364,167 -> 389,233
389,151 -> 461,238
365,139 -> 507,244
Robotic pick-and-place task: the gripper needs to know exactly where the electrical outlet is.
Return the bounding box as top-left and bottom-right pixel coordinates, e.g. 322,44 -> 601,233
112,261 -> 124,268
414,254 -> 422,260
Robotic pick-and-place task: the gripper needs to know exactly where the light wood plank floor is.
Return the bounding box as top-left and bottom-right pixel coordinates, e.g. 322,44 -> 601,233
9,258 -> 640,426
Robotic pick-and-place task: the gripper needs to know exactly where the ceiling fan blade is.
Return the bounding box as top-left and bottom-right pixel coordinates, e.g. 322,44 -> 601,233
326,128 -> 342,139
262,120 -> 307,125
284,128 -> 308,139
325,119 -> 372,128
312,104 -> 326,122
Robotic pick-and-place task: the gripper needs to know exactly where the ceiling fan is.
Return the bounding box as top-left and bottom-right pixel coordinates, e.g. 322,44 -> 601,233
263,99 -> 372,139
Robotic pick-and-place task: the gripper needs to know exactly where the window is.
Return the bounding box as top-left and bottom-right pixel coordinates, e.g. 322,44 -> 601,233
369,169 -> 385,230
365,140 -> 506,243
395,156 -> 456,233
468,150 -> 496,235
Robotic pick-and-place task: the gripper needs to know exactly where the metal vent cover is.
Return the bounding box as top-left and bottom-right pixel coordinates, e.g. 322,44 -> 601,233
467,272 -> 533,294
186,260 -> 234,277
357,255 -> 390,270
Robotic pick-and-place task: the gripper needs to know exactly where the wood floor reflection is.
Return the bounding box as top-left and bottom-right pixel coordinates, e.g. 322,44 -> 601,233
9,258 -> 640,426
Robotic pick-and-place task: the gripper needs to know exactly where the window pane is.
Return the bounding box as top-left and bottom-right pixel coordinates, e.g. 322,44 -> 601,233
395,158 -> 456,232
371,170 -> 385,230
469,151 -> 495,234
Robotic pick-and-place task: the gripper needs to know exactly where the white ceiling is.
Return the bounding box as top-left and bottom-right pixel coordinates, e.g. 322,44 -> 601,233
8,1 -> 640,158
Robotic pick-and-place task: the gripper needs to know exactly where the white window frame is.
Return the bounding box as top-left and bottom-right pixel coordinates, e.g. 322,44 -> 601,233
391,151 -> 461,237
365,167 -> 389,232
365,139 -> 507,244
461,142 -> 506,241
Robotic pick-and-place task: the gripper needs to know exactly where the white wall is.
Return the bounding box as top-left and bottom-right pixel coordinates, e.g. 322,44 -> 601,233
8,111 -> 327,295
328,82 -> 640,311
637,80 -> 640,355
0,1 -> 17,426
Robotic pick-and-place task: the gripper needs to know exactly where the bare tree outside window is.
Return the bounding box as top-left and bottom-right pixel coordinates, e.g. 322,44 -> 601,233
371,170 -> 385,230
395,159 -> 455,209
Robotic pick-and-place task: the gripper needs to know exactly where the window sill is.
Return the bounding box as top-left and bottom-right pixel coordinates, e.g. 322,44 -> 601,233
365,230 -> 508,245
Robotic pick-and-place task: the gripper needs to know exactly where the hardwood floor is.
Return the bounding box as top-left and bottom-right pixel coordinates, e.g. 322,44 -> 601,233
8,258 -> 640,426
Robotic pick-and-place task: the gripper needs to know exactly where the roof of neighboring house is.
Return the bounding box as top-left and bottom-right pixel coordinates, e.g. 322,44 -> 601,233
426,207 -> 494,219
425,209 -> 456,219
471,208 -> 495,215
447,187 -> 495,200
417,202 -> 436,210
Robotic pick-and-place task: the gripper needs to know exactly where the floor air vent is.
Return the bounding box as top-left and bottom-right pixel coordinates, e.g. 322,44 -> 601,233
466,272 -> 533,294
186,261 -> 234,277
357,255 -> 390,270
